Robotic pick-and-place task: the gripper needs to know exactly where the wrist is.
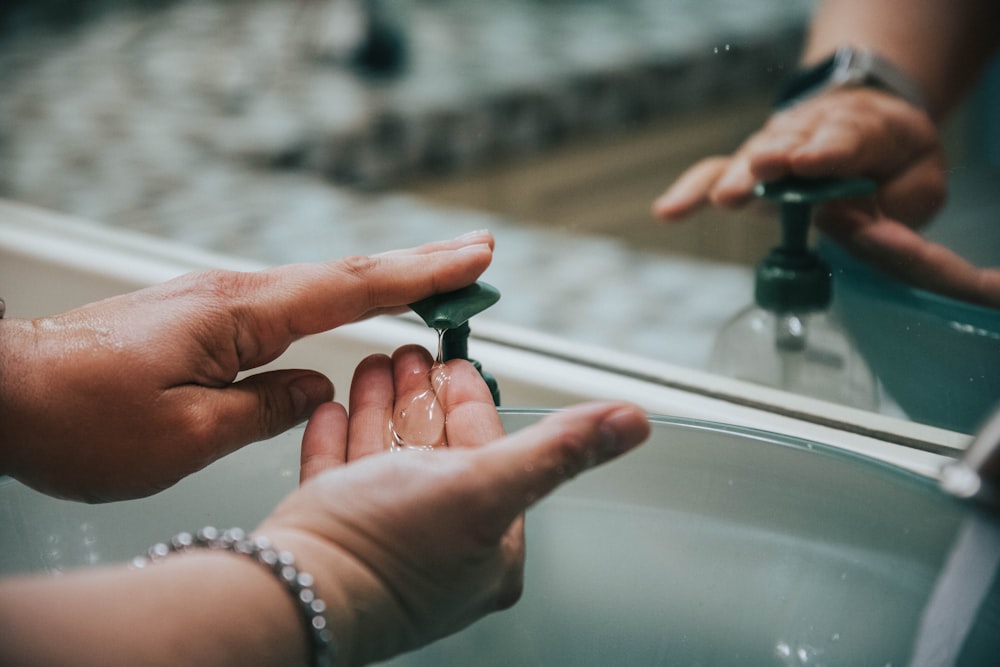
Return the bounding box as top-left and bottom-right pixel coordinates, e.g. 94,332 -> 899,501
259,528 -> 362,667
157,549 -> 314,666
260,526 -> 412,667
136,527 -> 337,667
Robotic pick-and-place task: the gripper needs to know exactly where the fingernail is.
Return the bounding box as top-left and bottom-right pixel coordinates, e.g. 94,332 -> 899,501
455,229 -> 490,242
598,407 -> 650,457
458,242 -> 493,255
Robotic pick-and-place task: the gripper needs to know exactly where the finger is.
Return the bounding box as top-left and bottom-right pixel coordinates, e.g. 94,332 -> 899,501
750,97 -> 867,179
347,354 -> 395,460
873,156 -> 947,227
748,126 -> 828,182
832,216 -> 1000,309
375,229 -> 494,257
300,232 -> 494,328
389,345 -> 447,450
300,402 -> 349,483
234,232 -> 495,348
741,90 -> 934,185
468,402 -> 650,540
814,92 -> 938,180
179,369 -> 333,458
440,359 -> 504,449
652,157 -> 730,221
391,344 -> 436,400
710,154 -> 758,208
161,369 -> 332,479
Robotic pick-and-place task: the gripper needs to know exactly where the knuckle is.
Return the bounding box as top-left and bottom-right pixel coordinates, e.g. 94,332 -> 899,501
335,254 -> 379,279
189,268 -> 247,300
252,383 -> 288,440
333,254 -> 384,309
169,403 -> 223,463
546,427 -> 591,478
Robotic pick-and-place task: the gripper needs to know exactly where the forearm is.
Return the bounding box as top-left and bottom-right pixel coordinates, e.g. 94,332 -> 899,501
803,0 -> 1000,120
0,551 -> 311,667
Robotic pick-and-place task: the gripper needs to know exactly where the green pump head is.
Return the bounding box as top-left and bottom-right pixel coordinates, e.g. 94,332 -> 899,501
408,281 -> 501,331
408,281 -> 501,405
753,177 -> 875,313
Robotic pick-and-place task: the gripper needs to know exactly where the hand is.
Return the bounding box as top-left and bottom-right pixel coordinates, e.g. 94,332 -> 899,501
652,88 -> 946,227
650,88 -> 1000,307
815,200 -> 1000,309
258,346 -> 651,666
0,232 -> 494,501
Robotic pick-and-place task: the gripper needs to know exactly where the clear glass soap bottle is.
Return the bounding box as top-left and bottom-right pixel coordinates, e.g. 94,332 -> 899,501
709,178 -> 880,411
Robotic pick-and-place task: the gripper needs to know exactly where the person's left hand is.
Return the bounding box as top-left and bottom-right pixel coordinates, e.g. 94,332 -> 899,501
297,344 -> 497,479
259,345 -> 651,666
0,233 -> 494,501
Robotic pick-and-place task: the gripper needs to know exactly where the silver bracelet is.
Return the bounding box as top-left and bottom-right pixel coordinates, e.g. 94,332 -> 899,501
132,526 -> 335,667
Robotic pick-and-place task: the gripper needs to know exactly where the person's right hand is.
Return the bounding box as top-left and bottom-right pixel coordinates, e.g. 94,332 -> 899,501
257,346 -> 651,666
0,232 -> 495,502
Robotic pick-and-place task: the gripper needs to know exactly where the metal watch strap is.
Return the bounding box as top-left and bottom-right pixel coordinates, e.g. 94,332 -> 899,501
775,46 -> 927,112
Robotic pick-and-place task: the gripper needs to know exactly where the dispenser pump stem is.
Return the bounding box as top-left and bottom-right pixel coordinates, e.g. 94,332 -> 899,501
753,177 -> 876,314
408,281 -> 501,405
781,202 -> 811,255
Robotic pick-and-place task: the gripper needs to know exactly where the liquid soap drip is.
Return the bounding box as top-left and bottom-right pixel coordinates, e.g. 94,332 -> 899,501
389,330 -> 450,451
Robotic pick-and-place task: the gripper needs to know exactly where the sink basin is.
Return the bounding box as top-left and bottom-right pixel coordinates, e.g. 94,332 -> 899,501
821,240 -> 1000,434
3,198 -> 988,664
2,411 -> 996,665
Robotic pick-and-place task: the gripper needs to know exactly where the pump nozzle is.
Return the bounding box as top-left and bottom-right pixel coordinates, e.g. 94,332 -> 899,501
753,177 -> 875,313
409,281 -> 501,405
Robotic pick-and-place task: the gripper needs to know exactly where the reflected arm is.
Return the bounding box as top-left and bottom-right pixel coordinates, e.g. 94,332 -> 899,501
803,0 -> 1000,121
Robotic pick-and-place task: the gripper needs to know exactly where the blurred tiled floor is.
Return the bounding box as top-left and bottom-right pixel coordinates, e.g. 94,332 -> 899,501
0,0 -> 772,369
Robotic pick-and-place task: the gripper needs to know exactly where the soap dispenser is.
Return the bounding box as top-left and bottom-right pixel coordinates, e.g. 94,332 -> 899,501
409,281 -> 502,406
708,177 -> 880,410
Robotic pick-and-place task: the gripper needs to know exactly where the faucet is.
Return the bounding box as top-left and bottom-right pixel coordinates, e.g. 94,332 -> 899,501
939,404 -> 1000,511
909,403 -> 1000,667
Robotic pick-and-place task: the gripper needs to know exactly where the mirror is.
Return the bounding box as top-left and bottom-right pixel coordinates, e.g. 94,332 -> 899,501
0,0 -> 997,433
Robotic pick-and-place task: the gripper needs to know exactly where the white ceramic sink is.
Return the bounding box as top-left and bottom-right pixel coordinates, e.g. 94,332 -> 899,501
2,200 -> 993,665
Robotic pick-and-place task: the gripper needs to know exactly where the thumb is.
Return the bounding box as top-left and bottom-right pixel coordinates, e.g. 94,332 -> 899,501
211,370 -> 334,449
471,401 -> 650,539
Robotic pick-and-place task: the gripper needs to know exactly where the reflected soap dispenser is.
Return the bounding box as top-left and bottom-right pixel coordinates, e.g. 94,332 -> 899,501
708,177 -> 880,410
409,281 -> 502,406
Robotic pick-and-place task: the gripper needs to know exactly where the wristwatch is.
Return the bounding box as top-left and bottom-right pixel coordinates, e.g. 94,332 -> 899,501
774,46 -> 927,112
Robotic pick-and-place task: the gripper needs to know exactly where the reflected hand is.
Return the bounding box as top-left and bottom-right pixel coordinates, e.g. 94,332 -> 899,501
259,346 -> 651,666
816,200 -> 1000,309
0,233 -> 494,501
652,88 -> 946,226
649,88 -> 1000,307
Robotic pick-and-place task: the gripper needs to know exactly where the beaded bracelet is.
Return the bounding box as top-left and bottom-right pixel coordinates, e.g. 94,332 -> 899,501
132,526 -> 335,667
